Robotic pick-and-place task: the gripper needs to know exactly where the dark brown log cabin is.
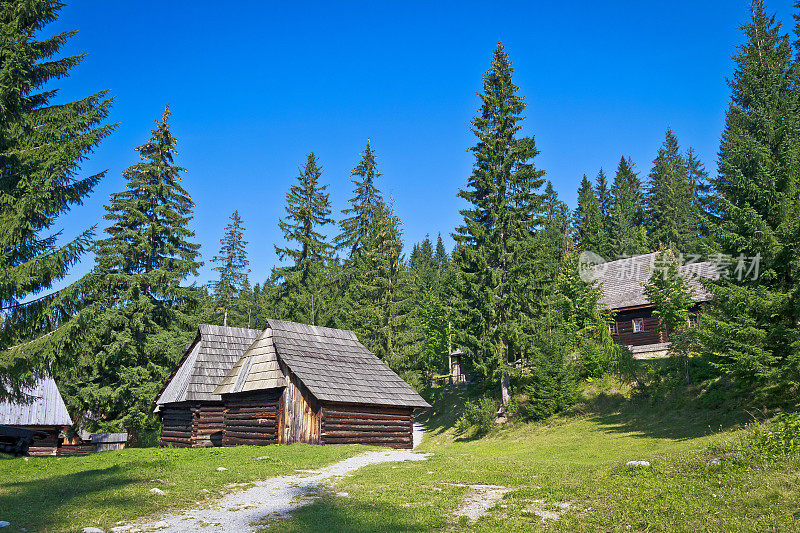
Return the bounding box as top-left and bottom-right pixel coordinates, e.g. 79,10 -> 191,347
0,376 -> 72,456
214,319 -> 429,449
155,324 -> 260,447
591,253 -> 716,358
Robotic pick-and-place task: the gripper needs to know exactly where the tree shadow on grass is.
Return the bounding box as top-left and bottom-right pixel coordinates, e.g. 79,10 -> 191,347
0,464 -> 139,531
584,390 -> 752,441
255,493 -> 435,533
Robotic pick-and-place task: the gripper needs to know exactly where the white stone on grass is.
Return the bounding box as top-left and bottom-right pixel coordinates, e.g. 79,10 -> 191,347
216,467 -> 228,472
626,460 -> 651,467
149,488 -> 165,496
82,528 -> 105,533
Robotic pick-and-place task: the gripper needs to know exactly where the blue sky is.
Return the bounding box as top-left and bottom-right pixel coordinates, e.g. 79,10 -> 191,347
48,0 -> 794,287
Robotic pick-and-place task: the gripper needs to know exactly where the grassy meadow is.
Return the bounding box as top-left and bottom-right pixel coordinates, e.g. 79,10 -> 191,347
1,374 -> 799,532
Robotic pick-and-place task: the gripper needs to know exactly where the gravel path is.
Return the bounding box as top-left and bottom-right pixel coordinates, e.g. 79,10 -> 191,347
127,449 -> 430,533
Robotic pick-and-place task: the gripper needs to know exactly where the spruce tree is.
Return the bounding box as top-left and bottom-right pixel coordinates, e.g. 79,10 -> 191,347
452,42 -> 545,405
0,1 -> 114,391
353,200 -> 411,371
211,211 -> 250,327
434,233 -> 449,272
595,168 -> 612,240
574,174 -> 608,256
336,140 -> 384,261
609,156 -> 649,257
699,1 -> 800,391
643,249 -> 697,384
273,152 -> 335,326
65,107 -> 200,439
645,128 -> 698,252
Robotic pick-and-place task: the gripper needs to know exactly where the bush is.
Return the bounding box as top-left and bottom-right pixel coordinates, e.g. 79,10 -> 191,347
750,413 -> 800,457
520,347 -> 577,421
455,397 -> 497,437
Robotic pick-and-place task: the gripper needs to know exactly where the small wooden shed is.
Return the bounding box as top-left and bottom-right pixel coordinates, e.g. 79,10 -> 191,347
0,376 -> 72,456
213,319 -> 430,449
155,324 -> 261,447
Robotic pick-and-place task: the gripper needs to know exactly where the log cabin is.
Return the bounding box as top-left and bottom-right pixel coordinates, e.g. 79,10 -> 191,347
213,319 -> 430,449
155,324 -> 261,447
592,253 -> 717,358
0,376 -> 72,456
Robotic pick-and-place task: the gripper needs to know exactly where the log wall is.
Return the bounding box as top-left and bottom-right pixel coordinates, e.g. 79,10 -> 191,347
611,307 -> 665,346
320,403 -> 414,449
26,427 -> 62,456
193,403 -> 225,447
222,390 -> 281,446
160,404 -> 193,447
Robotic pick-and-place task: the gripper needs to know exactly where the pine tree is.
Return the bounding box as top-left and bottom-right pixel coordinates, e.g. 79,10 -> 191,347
211,211 -> 250,327
452,42 -> 545,405
699,1 -> 800,391
273,153 -> 335,326
609,156 -> 649,257
336,140 -> 384,261
574,174 -> 608,256
0,1 -> 114,392
645,128 -> 699,252
64,107 -> 200,439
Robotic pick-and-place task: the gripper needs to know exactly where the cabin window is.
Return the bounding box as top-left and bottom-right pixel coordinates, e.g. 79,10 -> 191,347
632,318 -> 644,333
609,322 -> 618,335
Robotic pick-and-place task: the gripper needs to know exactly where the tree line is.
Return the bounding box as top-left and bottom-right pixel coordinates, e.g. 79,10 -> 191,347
2,0 -> 798,441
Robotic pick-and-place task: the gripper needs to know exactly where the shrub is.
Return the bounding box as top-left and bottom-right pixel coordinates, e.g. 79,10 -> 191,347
455,397 -> 497,437
750,413 -> 800,457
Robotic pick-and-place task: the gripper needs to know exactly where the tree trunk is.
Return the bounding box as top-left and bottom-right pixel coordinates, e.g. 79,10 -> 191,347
501,341 -> 510,405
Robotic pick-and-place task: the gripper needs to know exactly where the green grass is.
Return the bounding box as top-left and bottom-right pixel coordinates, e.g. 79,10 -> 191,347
0,443 -> 365,532
261,379 -> 800,532
3,375 -> 798,532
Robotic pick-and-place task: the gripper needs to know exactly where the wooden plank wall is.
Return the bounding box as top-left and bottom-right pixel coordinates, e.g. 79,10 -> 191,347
280,372 -> 320,445
222,390 -> 281,446
321,403 -> 413,449
160,404 -> 193,447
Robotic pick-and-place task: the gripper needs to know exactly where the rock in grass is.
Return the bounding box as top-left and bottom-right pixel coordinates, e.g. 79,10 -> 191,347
254,456 -> 270,461
81,528 -> 105,533
216,467 -> 228,472
626,460 -> 651,467
708,458 -> 722,466
149,487 -> 165,496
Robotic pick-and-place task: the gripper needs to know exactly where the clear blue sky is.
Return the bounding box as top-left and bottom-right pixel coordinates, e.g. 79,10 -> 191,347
48,0 -> 794,287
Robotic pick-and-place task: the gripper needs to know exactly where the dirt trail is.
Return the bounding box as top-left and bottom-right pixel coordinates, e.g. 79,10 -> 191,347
126,449 -> 429,532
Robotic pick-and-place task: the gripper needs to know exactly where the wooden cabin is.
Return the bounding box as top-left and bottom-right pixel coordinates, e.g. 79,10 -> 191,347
155,324 -> 261,447
592,253 -> 716,358
213,319 -> 430,449
0,376 -> 72,456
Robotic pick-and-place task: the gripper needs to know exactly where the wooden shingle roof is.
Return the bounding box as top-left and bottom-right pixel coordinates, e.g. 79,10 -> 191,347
0,376 -> 72,427
592,252 -> 718,310
214,319 -> 430,409
156,324 -> 261,406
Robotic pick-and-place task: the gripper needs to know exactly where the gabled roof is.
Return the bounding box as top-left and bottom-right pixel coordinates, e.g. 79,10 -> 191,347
214,319 -> 430,409
592,252 -> 718,310
156,324 -> 261,405
0,376 -> 72,427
